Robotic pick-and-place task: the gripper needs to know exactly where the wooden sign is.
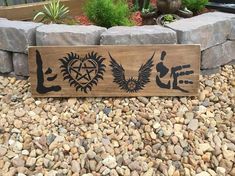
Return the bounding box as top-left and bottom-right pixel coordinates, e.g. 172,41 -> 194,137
28,45 -> 200,97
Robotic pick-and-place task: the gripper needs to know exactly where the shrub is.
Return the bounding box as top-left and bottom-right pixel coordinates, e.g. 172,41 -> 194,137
182,0 -> 208,13
33,0 -> 70,24
84,0 -> 132,28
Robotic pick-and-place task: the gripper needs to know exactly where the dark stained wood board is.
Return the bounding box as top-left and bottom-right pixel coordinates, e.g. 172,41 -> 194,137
28,45 -> 200,97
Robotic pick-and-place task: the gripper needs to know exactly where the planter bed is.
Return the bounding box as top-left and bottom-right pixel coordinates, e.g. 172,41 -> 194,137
0,0 -> 85,21
0,11 -> 235,78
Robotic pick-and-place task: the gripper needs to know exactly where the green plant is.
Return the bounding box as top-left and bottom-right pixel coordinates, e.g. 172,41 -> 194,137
33,0 -> 70,24
132,0 -> 140,11
163,14 -> 175,23
84,0 -> 132,28
141,4 -> 155,14
143,0 -> 150,9
182,0 -> 208,13
132,0 -> 151,11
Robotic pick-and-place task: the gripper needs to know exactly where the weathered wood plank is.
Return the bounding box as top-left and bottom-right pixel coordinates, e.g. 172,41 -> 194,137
28,45 -> 200,97
0,0 -> 85,20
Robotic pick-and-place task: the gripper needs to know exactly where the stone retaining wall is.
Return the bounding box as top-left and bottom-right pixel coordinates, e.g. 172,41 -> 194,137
0,12 -> 234,78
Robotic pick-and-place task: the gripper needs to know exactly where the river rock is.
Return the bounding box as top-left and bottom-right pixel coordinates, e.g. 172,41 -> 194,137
187,119 -> 199,131
102,156 -> 117,169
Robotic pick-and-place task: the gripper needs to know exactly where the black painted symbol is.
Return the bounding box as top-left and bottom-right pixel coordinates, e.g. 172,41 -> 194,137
60,52 -> 106,93
156,51 -> 194,93
36,50 -> 61,94
109,52 -> 154,93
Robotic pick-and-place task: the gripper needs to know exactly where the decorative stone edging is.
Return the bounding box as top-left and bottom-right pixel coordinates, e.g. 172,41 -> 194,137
0,19 -> 42,53
0,11 -> 235,78
36,24 -> 106,46
166,12 -> 234,50
100,26 -> 177,45
201,41 -> 235,69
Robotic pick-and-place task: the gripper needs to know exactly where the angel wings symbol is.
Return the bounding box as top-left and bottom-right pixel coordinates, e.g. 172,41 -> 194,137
109,52 -> 155,93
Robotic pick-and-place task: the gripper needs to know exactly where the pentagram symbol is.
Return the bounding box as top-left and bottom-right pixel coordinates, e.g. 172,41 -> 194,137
69,59 -> 98,86
127,79 -> 138,92
60,52 -> 106,93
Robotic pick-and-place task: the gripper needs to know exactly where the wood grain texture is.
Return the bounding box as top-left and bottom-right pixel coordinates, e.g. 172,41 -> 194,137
28,45 -> 200,97
0,0 -> 85,20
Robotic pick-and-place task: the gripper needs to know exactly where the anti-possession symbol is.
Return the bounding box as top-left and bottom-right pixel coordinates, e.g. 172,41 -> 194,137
60,52 -> 106,93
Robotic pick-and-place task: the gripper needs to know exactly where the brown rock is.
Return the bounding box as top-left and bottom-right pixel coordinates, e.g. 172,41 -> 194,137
202,152 -> 211,162
0,160 -> 4,169
0,147 -> 7,157
11,157 -> 25,167
230,168 -> 235,176
14,109 -> 26,117
26,157 -> 36,167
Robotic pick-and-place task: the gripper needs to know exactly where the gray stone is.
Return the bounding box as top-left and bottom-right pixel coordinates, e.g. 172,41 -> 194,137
228,60 -> 235,65
47,134 -> 56,145
0,20 -> 41,53
166,12 -> 232,50
100,25 -> 177,45
6,0 -> 25,5
208,12 -> 235,40
13,53 -> 29,76
229,19 -> 235,40
209,12 -> 235,41
102,156 -> 117,169
201,41 -> 235,69
207,12 -> 235,41
0,72 -> 27,80
0,1 -> 6,5
201,67 -> 221,75
36,24 -> 106,46
0,50 -> 13,73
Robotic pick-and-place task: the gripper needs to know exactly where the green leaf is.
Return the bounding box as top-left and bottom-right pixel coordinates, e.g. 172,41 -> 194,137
33,0 -> 69,23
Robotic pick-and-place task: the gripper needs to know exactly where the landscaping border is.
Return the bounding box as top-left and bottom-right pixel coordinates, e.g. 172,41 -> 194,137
0,11 -> 235,78
0,0 -> 85,21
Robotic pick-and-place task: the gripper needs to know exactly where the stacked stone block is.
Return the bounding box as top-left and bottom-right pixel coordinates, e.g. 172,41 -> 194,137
0,50 -> 12,73
0,19 -> 41,76
100,25 -> 177,45
0,23 -> 107,77
0,12 -> 235,78
166,12 -> 235,74
36,24 -> 107,46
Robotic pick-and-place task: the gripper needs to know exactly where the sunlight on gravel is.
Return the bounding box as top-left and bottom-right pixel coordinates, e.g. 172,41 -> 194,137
0,65 -> 234,176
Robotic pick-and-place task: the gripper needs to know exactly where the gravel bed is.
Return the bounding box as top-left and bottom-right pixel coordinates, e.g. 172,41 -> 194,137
0,65 -> 234,176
